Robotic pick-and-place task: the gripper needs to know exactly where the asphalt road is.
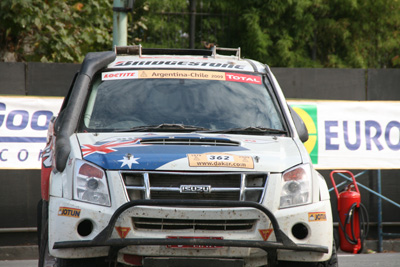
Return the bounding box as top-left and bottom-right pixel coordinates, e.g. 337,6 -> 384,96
1,252 -> 399,267
338,252 -> 400,266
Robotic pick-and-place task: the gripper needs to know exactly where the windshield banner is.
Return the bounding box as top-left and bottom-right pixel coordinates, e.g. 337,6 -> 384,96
289,100 -> 400,169
0,96 -> 63,169
1,97 -> 400,170
102,70 -> 262,84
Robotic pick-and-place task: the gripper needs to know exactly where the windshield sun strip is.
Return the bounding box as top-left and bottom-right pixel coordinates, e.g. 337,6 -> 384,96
79,69 -> 287,134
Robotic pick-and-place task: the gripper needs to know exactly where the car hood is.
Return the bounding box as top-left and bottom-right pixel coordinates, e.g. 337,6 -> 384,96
76,133 -> 302,173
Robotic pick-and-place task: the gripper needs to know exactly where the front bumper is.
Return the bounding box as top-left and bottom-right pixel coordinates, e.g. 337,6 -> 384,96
53,200 -> 328,266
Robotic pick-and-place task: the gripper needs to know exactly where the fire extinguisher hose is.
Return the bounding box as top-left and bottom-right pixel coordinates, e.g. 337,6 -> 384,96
339,202 -> 370,249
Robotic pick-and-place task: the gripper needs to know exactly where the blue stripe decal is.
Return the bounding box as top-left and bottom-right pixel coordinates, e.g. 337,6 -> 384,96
0,137 -> 47,143
84,145 -> 248,170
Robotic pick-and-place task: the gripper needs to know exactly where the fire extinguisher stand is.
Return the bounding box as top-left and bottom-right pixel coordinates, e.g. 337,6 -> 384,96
330,170 -> 369,254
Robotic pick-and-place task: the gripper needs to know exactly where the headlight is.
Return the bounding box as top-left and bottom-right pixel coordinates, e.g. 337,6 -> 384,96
279,164 -> 312,208
73,160 -> 111,206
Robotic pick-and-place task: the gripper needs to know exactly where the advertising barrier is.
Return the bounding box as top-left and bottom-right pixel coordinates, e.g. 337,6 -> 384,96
289,100 -> 400,169
0,96 -> 63,169
1,97 -> 399,170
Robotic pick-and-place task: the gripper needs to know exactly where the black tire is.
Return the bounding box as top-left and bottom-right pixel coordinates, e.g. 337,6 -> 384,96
37,200 -> 43,251
278,240 -> 338,267
38,200 -> 56,267
57,257 -> 109,267
333,228 -> 340,251
315,239 -> 338,267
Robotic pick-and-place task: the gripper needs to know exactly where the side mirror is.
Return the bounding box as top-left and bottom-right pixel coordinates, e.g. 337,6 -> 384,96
288,105 -> 309,143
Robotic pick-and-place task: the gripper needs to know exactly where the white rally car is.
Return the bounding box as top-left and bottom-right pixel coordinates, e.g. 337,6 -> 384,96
38,45 -> 337,267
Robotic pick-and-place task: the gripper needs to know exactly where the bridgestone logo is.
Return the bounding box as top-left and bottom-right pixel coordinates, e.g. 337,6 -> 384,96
113,60 -> 246,70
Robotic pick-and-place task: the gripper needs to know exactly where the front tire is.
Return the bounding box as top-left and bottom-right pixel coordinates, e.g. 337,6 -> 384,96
278,240 -> 338,267
38,200 -> 57,267
57,257 -> 108,267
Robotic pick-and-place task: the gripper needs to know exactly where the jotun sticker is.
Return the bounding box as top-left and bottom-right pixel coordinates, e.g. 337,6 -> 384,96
58,207 -> 81,218
187,153 -> 254,169
308,212 -> 327,222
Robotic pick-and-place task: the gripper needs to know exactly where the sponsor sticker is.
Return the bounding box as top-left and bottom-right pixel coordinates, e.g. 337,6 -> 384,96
226,72 -> 262,84
58,207 -> 81,218
308,212 -> 327,222
101,70 -> 262,84
259,229 -> 274,241
138,70 -> 225,81
187,152 -> 254,169
115,226 -> 131,239
102,71 -> 138,80
111,59 -> 248,71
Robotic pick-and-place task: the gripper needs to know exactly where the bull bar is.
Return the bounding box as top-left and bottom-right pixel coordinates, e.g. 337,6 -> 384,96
53,200 -> 329,266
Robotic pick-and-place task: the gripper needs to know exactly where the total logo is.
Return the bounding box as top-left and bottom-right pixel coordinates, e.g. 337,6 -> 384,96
291,105 -> 318,164
225,73 -> 261,84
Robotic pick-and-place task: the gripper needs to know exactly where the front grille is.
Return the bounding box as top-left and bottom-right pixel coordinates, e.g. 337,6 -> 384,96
121,171 -> 268,203
132,217 -> 256,231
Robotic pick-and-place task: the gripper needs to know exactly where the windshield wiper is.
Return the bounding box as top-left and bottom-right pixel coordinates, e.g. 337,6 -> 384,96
197,126 -> 287,135
117,123 -> 210,132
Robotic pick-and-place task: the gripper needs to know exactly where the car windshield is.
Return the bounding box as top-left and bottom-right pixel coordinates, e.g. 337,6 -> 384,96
80,69 -> 286,133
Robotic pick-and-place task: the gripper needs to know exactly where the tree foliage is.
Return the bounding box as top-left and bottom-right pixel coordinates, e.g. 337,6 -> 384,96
132,0 -> 400,68
1,0 -> 400,68
0,0 -> 113,62
129,0 -> 189,48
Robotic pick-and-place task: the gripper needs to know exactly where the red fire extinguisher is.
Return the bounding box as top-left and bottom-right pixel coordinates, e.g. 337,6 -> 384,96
330,170 -> 369,254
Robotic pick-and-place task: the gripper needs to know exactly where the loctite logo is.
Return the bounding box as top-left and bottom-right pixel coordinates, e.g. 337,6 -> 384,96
225,73 -> 261,84
102,71 -> 138,80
